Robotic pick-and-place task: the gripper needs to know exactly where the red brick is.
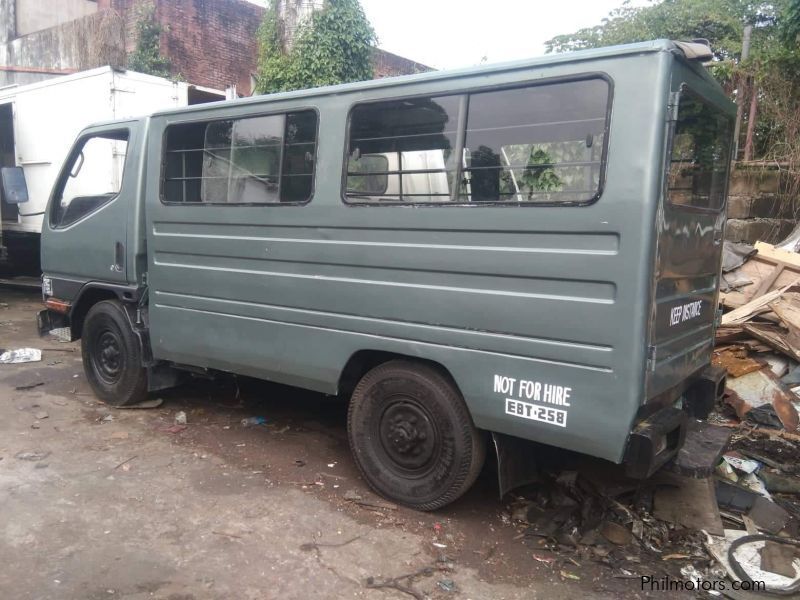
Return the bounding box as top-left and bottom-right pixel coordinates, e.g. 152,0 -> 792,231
111,0 -> 263,95
108,0 -> 429,96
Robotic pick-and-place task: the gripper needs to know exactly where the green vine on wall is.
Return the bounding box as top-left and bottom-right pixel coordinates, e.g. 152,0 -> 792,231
255,0 -> 377,94
127,0 -> 173,79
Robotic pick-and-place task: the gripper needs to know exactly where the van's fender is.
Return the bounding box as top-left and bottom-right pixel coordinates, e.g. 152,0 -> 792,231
42,280 -> 181,392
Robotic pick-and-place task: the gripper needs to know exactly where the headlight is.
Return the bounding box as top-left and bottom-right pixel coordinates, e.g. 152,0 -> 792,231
41,276 -> 52,297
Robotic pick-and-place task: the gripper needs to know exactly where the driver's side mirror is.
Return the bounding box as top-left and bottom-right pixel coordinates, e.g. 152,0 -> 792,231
1,166 -> 29,204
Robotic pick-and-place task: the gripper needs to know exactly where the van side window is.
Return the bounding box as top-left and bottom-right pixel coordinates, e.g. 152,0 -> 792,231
667,91 -> 732,211
344,77 -> 610,205
346,95 -> 462,202
51,130 -> 129,228
465,79 -> 609,203
163,110 -> 318,204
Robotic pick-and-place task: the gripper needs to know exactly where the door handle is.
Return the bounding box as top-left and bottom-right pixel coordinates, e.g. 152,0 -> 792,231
112,241 -> 124,272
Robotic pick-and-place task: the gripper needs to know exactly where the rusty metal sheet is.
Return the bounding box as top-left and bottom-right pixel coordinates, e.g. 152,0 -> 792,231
713,347 -> 765,378
726,368 -> 800,431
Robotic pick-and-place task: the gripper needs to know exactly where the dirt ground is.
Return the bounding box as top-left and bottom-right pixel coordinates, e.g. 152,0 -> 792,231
1,288 -> 678,600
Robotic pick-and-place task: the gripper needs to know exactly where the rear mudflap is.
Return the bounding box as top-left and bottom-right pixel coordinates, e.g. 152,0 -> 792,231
37,309 -> 72,342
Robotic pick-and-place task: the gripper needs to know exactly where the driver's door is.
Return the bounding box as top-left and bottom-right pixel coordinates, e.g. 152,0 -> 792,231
41,123 -> 137,284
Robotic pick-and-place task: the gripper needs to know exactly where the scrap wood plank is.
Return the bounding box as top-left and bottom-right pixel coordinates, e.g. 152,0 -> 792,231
741,323 -> 800,362
723,244 -> 800,307
754,241 -> 800,270
652,473 -> 724,536
752,263 -> 785,298
721,279 -> 800,326
770,293 -> 800,349
715,325 -> 747,344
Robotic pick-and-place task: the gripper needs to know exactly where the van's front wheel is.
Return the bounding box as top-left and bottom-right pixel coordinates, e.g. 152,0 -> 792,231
347,360 -> 485,511
81,300 -> 147,407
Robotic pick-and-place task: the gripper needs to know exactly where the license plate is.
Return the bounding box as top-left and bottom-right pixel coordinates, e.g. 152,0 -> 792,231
505,398 -> 568,427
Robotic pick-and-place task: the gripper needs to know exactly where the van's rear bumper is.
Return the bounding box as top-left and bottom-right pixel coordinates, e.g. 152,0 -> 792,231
624,365 -> 727,478
624,407 -> 687,478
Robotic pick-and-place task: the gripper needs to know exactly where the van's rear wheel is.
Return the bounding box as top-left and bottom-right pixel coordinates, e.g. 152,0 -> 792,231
81,300 -> 147,407
347,360 -> 485,511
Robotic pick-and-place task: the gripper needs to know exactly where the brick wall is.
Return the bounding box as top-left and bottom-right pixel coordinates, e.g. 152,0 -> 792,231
111,0 -> 428,96
112,0 -> 264,95
373,48 -> 431,78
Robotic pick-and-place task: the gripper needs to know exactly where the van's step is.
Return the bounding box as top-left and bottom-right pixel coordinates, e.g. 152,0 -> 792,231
665,421 -> 731,478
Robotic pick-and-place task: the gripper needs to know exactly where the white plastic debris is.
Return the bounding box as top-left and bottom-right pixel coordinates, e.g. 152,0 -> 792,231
723,454 -> 761,475
175,411 -> 188,425
0,348 -> 42,364
740,472 -> 772,500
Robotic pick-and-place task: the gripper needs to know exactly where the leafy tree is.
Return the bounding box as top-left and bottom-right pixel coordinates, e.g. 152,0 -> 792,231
783,0 -> 800,43
521,148 -> 563,196
255,0 -> 377,94
545,0 -> 778,61
127,0 -> 173,78
547,1 -> 798,156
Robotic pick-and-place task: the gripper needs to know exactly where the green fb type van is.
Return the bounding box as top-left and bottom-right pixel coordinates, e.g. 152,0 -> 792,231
38,40 -> 735,510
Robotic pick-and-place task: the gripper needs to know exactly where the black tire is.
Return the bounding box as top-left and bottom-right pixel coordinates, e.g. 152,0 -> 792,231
81,300 -> 147,407
347,360 -> 486,511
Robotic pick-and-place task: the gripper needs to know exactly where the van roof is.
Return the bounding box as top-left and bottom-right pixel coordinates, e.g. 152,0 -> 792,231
151,39 -> 702,118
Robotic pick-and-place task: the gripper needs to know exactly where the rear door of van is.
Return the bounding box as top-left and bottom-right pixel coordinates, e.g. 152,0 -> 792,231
647,72 -> 734,399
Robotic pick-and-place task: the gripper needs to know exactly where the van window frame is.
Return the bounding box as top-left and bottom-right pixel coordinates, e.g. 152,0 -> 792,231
49,127 -> 131,230
664,85 -> 734,214
158,106 -> 321,207
340,72 -> 614,207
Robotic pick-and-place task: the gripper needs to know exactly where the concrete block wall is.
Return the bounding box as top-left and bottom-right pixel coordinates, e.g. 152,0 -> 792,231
725,166 -> 797,244
0,9 -> 125,86
0,0 -> 15,44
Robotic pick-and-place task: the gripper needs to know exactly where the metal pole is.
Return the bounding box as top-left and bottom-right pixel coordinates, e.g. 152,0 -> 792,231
733,24 -> 752,160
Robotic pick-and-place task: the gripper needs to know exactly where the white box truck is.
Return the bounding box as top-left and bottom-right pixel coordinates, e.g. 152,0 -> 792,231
0,66 -> 227,268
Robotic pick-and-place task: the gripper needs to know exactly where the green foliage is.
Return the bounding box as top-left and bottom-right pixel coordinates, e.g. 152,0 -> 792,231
521,148 -> 563,195
127,0 -> 172,78
545,0 -> 779,60
255,0 -> 377,94
783,0 -> 800,43
254,3 -> 291,93
545,0 -> 800,163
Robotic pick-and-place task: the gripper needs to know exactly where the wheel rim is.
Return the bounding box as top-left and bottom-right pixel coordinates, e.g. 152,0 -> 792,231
377,397 -> 440,476
92,327 -> 124,384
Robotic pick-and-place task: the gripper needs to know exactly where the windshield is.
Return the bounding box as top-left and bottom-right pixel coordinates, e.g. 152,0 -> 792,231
667,89 -> 733,211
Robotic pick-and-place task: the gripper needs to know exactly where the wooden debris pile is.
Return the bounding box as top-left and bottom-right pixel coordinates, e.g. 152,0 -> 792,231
716,241 -> 800,431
